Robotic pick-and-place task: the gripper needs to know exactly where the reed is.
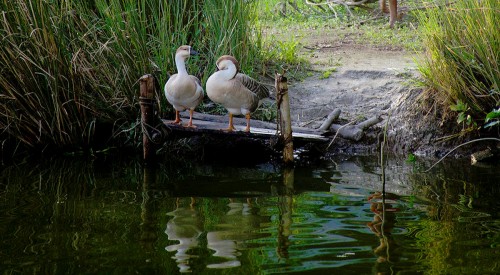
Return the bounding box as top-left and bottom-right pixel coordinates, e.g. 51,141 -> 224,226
0,0 -> 262,152
416,0 -> 499,126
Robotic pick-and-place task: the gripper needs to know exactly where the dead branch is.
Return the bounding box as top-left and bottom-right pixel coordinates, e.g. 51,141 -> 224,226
357,115 -> 383,130
319,108 -> 341,131
319,111 -> 383,141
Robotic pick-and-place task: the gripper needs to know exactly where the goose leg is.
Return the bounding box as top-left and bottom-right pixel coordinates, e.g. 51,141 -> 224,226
184,109 -> 196,128
171,110 -> 182,124
224,113 -> 236,132
244,114 -> 251,133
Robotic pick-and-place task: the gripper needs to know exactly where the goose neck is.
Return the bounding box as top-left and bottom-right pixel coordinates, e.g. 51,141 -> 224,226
221,63 -> 237,80
175,55 -> 188,76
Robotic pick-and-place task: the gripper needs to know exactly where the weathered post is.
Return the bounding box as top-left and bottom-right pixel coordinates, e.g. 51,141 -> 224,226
139,74 -> 156,162
275,73 -> 294,165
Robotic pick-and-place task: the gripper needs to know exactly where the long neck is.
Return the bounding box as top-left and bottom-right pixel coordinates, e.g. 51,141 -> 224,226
220,63 -> 237,80
175,55 -> 188,76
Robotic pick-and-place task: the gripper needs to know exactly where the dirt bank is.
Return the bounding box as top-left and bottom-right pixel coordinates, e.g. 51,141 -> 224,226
284,30 -> 476,158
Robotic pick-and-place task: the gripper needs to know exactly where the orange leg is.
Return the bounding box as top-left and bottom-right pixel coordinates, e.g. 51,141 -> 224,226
244,113 -> 251,133
379,0 -> 397,28
170,110 -> 182,124
388,0 -> 397,28
224,113 -> 236,132
184,109 -> 197,128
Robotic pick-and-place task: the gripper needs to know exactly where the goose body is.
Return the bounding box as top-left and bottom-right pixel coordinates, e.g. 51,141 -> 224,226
164,45 -> 204,127
206,55 -> 270,132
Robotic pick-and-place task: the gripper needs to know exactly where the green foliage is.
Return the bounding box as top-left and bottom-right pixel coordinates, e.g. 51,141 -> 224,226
415,0 -> 500,130
485,108 -> 500,129
449,99 -> 477,129
0,0 -> 262,152
406,153 -> 416,163
258,35 -> 308,79
319,67 -> 337,79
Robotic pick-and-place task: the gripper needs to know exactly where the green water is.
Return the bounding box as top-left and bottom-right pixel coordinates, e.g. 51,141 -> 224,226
1,155 -> 500,274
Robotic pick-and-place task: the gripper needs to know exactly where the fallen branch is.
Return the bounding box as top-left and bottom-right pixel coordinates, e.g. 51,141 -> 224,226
319,108 -> 341,131
320,112 -> 383,141
471,146 -> 500,165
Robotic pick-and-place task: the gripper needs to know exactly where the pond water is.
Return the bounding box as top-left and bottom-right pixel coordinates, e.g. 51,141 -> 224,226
1,154 -> 500,274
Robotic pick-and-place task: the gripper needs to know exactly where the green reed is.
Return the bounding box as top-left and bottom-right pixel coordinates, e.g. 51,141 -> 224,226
0,0 -> 262,152
416,0 -> 499,125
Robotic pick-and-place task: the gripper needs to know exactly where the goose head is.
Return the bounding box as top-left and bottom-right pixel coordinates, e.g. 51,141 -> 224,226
215,55 -> 239,78
175,45 -> 199,62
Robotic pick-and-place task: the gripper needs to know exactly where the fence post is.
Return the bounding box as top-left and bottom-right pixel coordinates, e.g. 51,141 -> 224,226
139,74 -> 156,163
275,73 -> 294,165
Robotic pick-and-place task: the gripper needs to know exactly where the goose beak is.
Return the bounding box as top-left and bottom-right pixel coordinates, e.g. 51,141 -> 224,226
190,49 -> 199,56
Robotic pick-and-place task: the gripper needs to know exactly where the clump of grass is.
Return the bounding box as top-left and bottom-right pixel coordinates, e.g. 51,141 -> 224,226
0,0 -> 263,153
415,0 -> 499,129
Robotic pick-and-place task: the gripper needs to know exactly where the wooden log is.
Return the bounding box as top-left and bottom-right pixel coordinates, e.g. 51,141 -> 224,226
319,108 -> 341,131
471,148 -> 495,165
330,124 -> 364,141
357,115 -> 383,130
139,74 -> 156,163
276,73 -> 294,165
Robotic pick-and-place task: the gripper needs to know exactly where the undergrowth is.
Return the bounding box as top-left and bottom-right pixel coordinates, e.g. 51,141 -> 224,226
416,0 -> 499,134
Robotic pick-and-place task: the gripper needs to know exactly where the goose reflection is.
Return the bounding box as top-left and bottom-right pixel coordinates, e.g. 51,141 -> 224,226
207,198 -> 267,269
165,197 -> 203,273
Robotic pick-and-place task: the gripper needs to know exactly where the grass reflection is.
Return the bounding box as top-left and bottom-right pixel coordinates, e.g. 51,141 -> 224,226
1,155 -> 500,274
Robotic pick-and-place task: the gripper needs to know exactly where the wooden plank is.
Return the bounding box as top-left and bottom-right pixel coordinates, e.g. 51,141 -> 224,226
163,111 -> 329,143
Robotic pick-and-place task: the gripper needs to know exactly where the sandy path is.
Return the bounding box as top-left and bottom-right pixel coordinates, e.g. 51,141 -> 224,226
288,44 -> 417,130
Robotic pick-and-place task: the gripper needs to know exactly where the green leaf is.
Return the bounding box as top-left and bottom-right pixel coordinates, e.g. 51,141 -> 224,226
485,109 -> 500,122
450,99 -> 467,112
457,112 -> 466,124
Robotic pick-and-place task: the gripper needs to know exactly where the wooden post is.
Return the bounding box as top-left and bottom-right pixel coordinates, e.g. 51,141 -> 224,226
139,74 -> 156,162
275,73 -> 294,165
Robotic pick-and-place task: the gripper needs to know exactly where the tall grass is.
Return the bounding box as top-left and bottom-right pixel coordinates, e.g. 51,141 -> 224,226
0,0 -> 261,153
416,0 -> 499,126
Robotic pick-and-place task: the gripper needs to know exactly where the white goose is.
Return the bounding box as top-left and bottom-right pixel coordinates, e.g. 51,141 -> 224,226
206,55 -> 270,132
164,45 -> 204,128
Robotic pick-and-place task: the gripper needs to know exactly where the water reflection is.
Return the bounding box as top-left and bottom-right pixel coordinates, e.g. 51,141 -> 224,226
206,198 -> 265,269
164,196 -> 271,272
165,198 -> 202,273
1,155 -> 500,274
366,191 -> 400,273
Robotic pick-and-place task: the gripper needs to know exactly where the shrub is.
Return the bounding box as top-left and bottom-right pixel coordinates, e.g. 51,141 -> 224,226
416,0 -> 499,129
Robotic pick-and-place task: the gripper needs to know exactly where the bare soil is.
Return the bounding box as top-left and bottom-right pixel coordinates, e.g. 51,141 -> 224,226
283,28 -> 467,158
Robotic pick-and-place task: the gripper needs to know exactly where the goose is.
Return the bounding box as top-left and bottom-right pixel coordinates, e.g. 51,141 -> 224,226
164,45 -> 204,128
206,55 -> 270,132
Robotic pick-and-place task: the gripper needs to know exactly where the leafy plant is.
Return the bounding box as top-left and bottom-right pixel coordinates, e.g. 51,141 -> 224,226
449,99 -> 476,128
319,67 -> 337,79
484,108 -> 500,129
